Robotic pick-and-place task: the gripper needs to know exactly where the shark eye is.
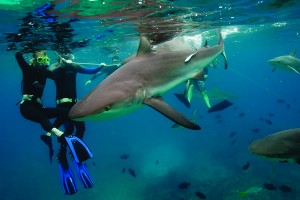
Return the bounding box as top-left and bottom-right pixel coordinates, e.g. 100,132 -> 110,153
104,106 -> 111,111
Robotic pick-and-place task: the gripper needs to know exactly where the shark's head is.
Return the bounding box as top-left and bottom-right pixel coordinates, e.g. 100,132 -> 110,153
268,56 -> 289,68
249,128 -> 300,163
69,81 -> 143,121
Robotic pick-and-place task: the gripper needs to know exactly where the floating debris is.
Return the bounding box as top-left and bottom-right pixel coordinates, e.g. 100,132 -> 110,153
178,181 -> 190,189
195,191 -> 207,199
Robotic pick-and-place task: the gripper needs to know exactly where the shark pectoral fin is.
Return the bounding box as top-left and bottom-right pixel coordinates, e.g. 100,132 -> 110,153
143,97 -> 201,130
286,65 -> 300,74
185,51 -> 197,63
221,51 -> 228,69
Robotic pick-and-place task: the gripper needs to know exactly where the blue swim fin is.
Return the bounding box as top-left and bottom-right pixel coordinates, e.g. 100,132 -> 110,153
73,160 -> 93,188
59,159 -> 78,195
64,135 -> 93,163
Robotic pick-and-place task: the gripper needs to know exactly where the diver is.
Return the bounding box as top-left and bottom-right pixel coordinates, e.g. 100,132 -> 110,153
85,55 -> 121,86
16,49 -> 92,195
44,53 -> 102,194
176,67 -> 211,109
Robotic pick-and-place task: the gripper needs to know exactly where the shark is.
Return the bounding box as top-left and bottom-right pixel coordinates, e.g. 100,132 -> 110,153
268,50 -> 300,74
249,128 -> 300,163
69,32 -> 227,130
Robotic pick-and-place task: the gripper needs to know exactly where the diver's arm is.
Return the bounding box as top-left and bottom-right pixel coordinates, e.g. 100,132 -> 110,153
15,51 -> 29,70
75,63 -> 102,74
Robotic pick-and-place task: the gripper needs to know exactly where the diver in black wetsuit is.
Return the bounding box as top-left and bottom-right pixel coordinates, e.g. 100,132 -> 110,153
16,50 -> 68,138
45,53 -> 102,140
16,50 -> 92,166
43,53 -> 100,194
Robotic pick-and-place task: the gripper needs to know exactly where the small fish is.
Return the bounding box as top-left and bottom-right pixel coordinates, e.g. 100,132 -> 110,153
268,113 -> 275,117
122,168 -> 126,173
263,183 -> 276,190
230,131 -> 237,138
276,99 -> 285,103
242,162 -> 250,170
279,185 -> 292,192
259,117 -> 264,121
216,119 -> 223,124
120,154 -> 130,160
252,128 -> 260,133
286,104 -> 291,109
238,112 -> 245,117
195,191 -> 206,199
156,160 -> 159,165
215,114 -> 222,119
178,181 -> 190,189
92,161 -> 96,166
231,140 -> 236,146
265,119 -> 272,125
128,168 -> 136,177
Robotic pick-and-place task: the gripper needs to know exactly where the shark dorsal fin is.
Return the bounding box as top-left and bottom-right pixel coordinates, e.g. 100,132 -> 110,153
137,35 -> 152,57
185,51 -> 197,63
290,50 -> 297,57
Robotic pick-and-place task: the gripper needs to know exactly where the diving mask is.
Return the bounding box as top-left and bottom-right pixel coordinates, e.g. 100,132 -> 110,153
36,56 -> 50,65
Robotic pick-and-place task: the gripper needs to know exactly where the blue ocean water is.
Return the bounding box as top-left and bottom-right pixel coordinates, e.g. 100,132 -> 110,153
0,0 -> 300,200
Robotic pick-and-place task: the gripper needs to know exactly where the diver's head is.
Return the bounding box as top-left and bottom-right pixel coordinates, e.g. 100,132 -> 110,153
31,50 -> 50,68
112,55 -> 120,65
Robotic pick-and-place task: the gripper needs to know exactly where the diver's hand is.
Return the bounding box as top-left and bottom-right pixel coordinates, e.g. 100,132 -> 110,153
85,80 -> 92,86
61,58 -> 73,64
99,63 -> 107,67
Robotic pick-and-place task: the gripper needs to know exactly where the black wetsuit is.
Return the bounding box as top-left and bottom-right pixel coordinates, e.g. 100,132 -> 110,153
16,52 -> 68,132
51,62 -> 101,139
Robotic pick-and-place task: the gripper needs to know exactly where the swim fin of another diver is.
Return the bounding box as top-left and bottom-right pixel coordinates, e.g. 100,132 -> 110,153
59,158 -> 78,195
73,160 -> 93,188
174,93 -> 190,108
208,100 -> 233,113
40,135 -> 54,164
64,135 -> 93,163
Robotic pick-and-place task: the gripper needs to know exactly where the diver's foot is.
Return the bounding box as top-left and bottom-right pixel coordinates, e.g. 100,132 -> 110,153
41,135 -> 54,163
